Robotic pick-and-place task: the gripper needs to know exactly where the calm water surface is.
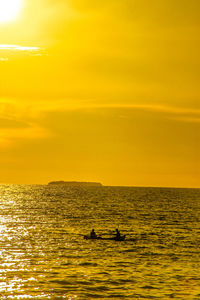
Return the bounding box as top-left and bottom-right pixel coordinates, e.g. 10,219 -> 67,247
0,184 -> 199,299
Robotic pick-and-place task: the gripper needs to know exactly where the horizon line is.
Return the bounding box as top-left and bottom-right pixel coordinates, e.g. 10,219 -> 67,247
0,182 -> 199,189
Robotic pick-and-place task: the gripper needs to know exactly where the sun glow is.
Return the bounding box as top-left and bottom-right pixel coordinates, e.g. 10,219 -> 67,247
0,0 -> 22,23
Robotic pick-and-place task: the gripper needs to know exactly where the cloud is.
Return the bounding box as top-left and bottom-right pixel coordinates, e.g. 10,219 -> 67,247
0,44 -> 47,61
36,99 -> 200,123
170,116 -> 200,123
102,104 -> 200,123
0,125 -> 48,147
0,98 -> 49,147
0,117 -> 29,128
0,44 -> 40,51
127,104 -> 200,123
1,96 -> 200,129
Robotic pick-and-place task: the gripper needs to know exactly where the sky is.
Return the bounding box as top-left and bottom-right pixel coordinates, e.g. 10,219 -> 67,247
0,0 -> 199,187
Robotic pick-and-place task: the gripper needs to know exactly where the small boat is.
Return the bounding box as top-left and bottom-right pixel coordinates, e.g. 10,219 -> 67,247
83,235 -> 126,241
84,235 -> 102,240
106,235 -> 126,241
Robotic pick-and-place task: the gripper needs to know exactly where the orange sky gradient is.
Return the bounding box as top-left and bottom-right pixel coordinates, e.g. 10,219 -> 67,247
0,0 -> 199,187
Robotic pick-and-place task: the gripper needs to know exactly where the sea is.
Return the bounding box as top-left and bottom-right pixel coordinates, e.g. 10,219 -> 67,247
0,184 -> 199,299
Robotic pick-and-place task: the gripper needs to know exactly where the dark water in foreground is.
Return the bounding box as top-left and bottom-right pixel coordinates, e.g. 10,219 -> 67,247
0,185 -> 199,299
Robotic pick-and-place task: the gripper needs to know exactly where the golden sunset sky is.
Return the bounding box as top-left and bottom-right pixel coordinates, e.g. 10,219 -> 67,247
0,0 -> 199,187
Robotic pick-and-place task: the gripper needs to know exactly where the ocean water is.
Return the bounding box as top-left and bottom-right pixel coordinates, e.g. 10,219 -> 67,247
0,184 -> 199,299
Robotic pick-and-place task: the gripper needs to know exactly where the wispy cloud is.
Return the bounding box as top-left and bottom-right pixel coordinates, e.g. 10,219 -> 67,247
39,100 -> 200,123
75,103 -> 200,115
170,116 -> 200,123
0,125 -> 48,147
113,104 -> 200,122
0,97 -> 199,149
0,98 -> 49,147
0,44 -> 47,61
4,97 -> 199,122
0,44 -> 40,51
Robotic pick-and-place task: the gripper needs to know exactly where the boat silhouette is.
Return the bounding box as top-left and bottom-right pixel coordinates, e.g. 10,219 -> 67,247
84,235 -> 126,241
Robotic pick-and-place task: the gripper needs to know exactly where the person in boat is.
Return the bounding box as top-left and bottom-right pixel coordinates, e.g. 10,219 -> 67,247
90,229 -> 97,239
115,229 -> 126,240
115,229 -> 121,239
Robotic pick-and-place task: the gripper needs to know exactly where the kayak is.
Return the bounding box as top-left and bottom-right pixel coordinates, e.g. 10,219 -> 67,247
84,235 -> 126,241
106,235 -> 126,241
84,235 -> 102,240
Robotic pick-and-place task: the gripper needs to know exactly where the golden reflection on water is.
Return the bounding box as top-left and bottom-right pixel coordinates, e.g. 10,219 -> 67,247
0,184 -> 199,299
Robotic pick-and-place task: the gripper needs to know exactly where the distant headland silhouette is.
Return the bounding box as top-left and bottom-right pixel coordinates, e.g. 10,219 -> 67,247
48,181 -> 102,187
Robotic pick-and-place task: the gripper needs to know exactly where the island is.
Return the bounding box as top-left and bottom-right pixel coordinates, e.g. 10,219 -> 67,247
48,181 -> 102,187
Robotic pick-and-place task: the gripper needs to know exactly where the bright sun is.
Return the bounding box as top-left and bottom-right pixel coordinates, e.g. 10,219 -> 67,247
0,0 -> 22,23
